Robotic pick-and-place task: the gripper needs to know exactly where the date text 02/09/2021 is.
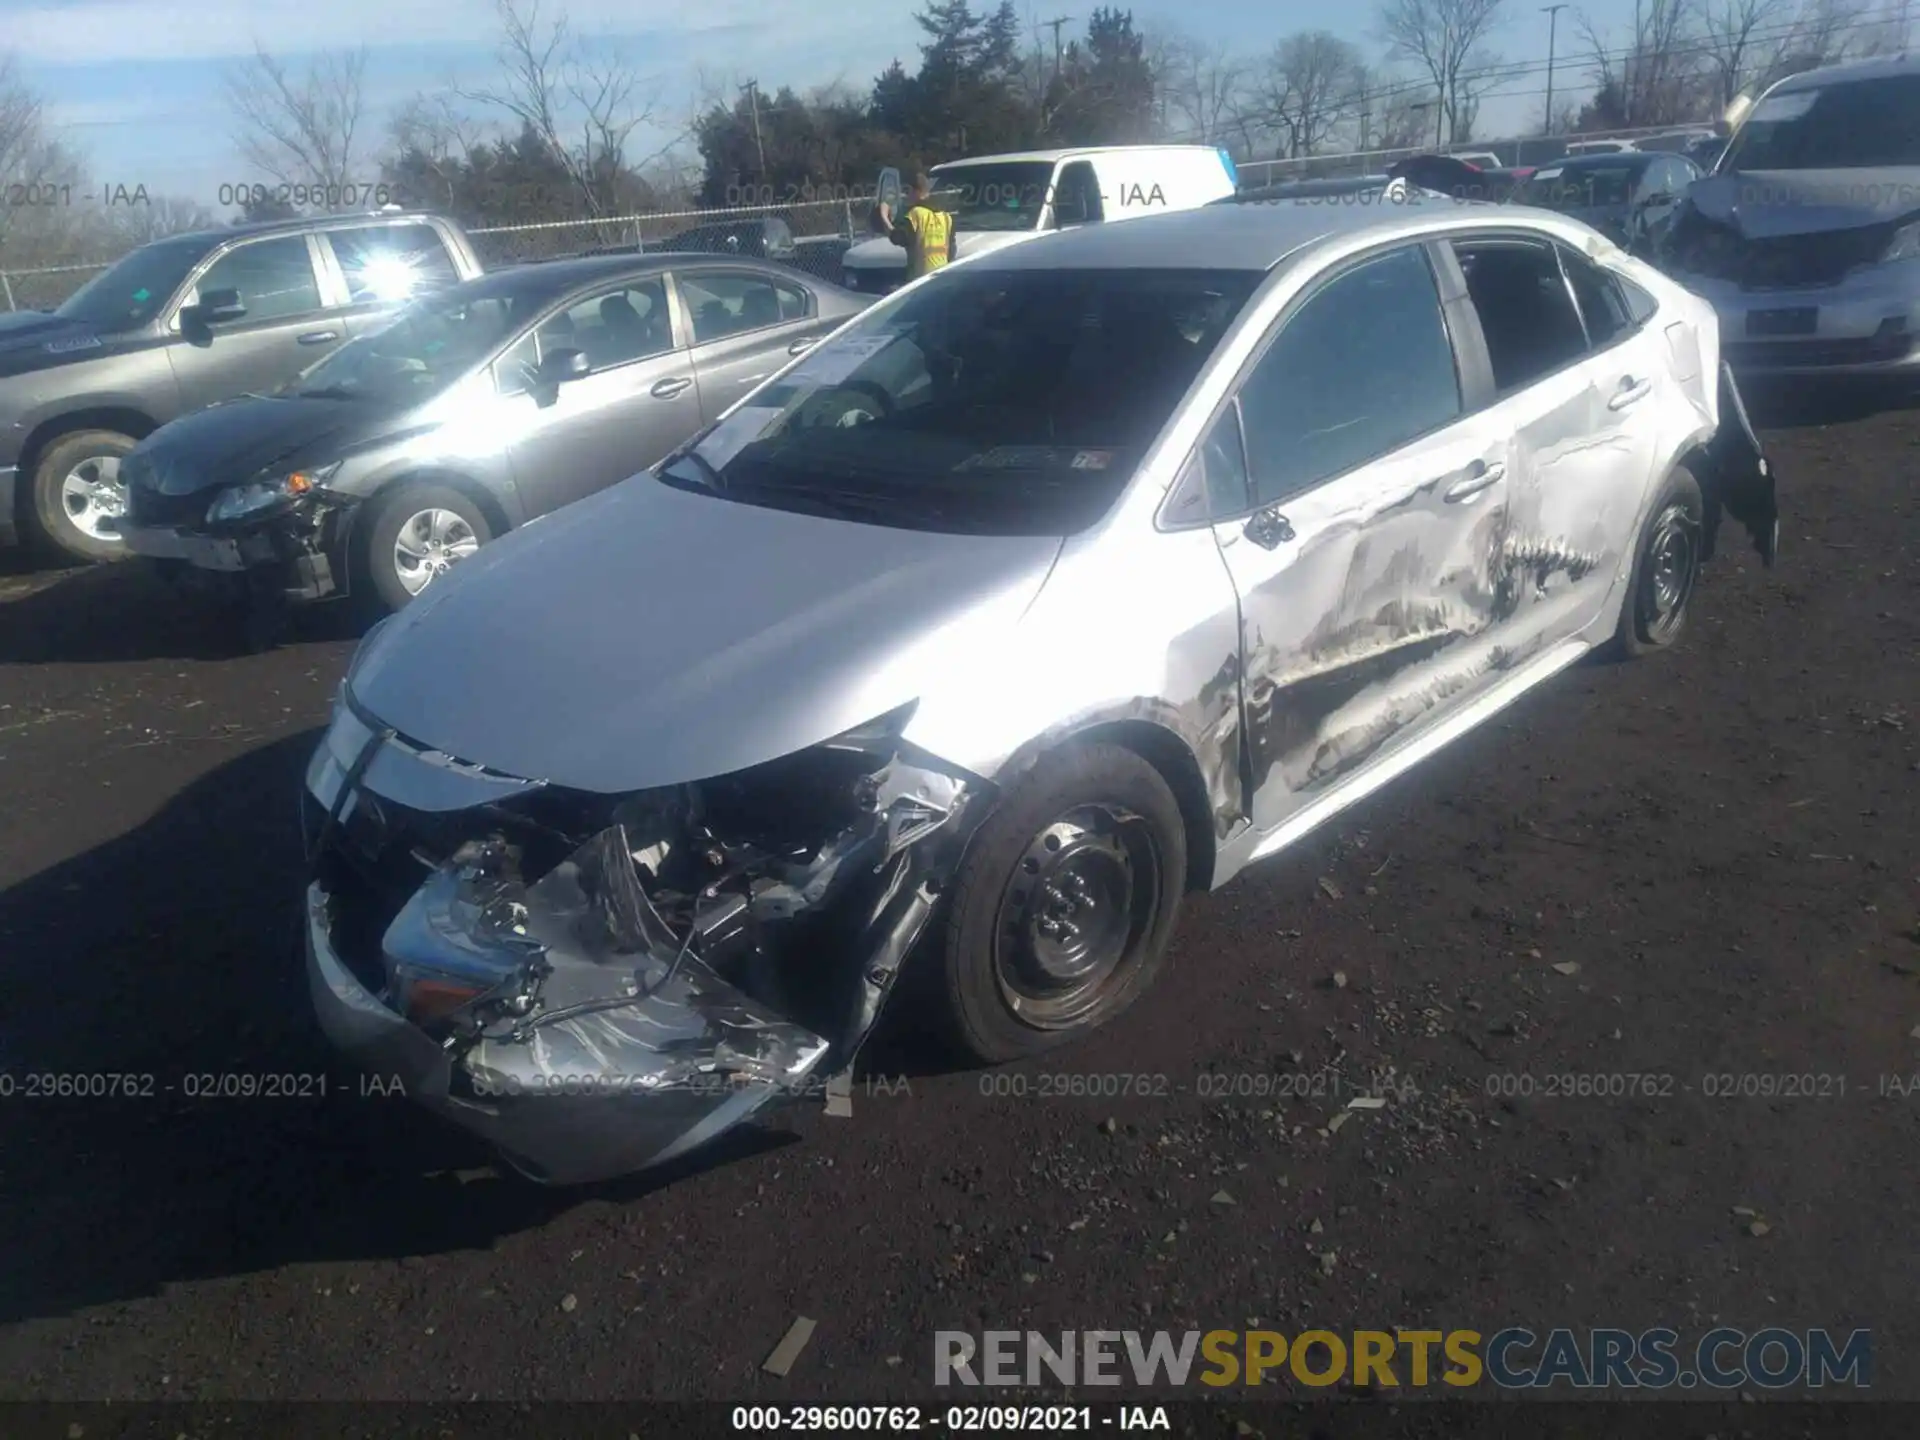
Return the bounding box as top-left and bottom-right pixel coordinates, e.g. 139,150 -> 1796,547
729,1405 -> 1170,1431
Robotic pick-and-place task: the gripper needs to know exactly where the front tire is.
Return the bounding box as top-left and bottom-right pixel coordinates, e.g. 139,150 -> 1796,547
1610,464 -> 1704,659
354,481 -> 492,617
30,429 -> 137,563
933,742 -> 1187,1065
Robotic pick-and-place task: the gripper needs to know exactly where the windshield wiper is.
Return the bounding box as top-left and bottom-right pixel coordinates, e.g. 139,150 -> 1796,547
295,384 -> 362,400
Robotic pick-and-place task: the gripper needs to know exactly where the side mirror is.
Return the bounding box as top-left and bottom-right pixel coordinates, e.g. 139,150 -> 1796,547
180,287 -> 246,337
540,347 -> 590,384
185,287 -> 247,324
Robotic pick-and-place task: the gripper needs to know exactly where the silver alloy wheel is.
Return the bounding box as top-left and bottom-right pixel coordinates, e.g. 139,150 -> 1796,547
1641,502 -> 1699,642
392,507 -> 481,595
992,803 -> 1163,1031
60,455 -> 127,542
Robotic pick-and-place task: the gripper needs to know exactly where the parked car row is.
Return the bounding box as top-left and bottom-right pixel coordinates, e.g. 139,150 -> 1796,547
110,253 -> 865,634
0,212 -> 483,562
295,188 -> 1778,1185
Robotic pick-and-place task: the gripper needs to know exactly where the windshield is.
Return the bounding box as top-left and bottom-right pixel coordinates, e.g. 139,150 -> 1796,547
54,239 -> 207,333
659,266 -> 1259,536
1721,75 -> 1920,169
929,161 -> 1057,232
1515,164 -> 1638,208
289,288 -> 529,402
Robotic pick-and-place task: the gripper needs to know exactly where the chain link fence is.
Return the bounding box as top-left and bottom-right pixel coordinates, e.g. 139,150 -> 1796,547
0,123 -> 1707,309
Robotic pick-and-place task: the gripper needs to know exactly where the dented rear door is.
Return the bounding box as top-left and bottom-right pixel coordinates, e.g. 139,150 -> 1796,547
1208,242 -> 1518,835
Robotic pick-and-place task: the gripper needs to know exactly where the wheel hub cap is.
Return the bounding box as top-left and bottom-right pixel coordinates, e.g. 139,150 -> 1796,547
393,508 -> 480,595
1643,503 -> 1698,638
60,456 -> 127,542
993,805 -> 1158,1030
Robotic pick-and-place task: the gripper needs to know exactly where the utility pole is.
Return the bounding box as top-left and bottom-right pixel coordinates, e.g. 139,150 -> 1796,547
1542,4 -> 1568,136
1628,0 -> 1642,126
1041,14 -> 1074,82
741,80 -> 766,180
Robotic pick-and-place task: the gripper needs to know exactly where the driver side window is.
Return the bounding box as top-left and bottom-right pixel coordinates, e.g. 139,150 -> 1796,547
186,236 -> 324,324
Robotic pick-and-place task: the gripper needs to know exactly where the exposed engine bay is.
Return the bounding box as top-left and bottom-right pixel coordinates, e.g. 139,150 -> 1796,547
304,701 -> 984,1184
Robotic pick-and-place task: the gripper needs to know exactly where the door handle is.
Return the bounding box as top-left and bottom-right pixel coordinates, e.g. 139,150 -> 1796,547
1609,375 -> 1652,410
788,337 -> 818,355
651,376 -> 693,398
1242,506 -> 1294,550
1443,459 -> 1505,503
297,330 -> 339,345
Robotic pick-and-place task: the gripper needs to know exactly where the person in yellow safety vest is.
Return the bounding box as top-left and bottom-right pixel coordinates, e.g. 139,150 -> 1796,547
884,171 -> 953,280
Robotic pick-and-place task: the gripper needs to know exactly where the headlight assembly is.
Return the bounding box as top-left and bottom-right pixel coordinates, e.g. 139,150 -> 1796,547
205,462 -> 340,525
1881,220 -> 1920,264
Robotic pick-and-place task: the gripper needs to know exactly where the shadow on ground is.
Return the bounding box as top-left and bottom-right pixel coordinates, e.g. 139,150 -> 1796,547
1744,375 -> 1918,430
0,731 -> 804,1323
0,560 -> 363,665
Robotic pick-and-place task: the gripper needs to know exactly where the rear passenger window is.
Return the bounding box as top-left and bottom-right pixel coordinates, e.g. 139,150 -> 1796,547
680,273 -> 808,341
1559,246 -> 1634,349
1237,245 -> 1461,505
327,224 -> 461,303
1451,238 -> 1588,392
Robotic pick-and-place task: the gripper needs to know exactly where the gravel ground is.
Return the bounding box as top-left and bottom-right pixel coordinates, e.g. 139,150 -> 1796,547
0,393 -> 1915,1406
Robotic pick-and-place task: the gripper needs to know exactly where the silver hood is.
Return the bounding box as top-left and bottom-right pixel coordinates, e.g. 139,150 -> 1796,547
346,475 -> 1064,793
1689,166 -> 1920,237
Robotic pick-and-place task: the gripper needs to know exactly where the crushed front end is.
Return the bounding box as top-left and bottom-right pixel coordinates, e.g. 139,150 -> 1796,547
301,691 -> 982,1184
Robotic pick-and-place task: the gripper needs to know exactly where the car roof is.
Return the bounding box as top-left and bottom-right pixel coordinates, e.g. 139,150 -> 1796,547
960,196 -> 1495,274
451,253 -> 790,305
163,210 -> 453,250
934,145 -> 1223,169
1767,51 -> 1920,91
1538,151 -> 1657,171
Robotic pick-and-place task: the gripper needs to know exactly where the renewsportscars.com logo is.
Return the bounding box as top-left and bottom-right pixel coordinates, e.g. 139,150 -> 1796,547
933,1328 -> 1872,1390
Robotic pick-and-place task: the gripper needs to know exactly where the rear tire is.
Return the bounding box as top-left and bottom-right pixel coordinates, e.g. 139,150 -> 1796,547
353,481 -> 492,617
1609,464 -> 1704,659
30,429 -> 137,563
931,742 -> 1186,1065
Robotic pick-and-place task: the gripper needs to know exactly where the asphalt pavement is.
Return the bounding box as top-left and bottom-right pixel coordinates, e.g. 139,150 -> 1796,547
0,391 -> 1915,1404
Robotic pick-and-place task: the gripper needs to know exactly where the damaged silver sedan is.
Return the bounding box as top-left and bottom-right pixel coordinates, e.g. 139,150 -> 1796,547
301,199 -> 1777,1183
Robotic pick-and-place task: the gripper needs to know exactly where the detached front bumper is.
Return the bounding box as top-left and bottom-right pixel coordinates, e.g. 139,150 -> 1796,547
1678,265 -> 1920,376
110,516 -> 340,602
304,879 -> 830,1185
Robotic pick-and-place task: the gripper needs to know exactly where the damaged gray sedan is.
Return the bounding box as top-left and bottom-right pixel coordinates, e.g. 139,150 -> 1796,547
302,200 -> 1778,1184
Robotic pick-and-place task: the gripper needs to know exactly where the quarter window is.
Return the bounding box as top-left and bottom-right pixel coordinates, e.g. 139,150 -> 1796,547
1237,245 -> 1462,506
188,237 -> 322,322
1559,246 -> 1634,350
680,273 -> 809,342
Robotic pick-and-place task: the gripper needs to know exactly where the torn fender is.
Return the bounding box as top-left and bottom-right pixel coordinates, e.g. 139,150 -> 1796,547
1699,361 -> 1779,569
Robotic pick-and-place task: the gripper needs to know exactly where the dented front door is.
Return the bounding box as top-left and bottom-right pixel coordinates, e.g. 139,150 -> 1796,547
1208,244 -> 1518,834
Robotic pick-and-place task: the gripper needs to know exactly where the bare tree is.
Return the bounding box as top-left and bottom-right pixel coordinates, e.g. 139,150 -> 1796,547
385,94 -> 489,210
0,53 -> 89,270
1753,0 -> 1867,91
223,45 -> 370,204
1576,0 -> 1702,128
1378,0 -> 1507,147
1252,31 -> 1364,158
1153,35 -> 1247,145
1698,0 -> 1789,108
457,0 -> 678,217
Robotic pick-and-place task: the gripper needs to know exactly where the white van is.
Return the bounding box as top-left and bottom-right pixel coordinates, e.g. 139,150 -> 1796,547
840,145 -> 1240,293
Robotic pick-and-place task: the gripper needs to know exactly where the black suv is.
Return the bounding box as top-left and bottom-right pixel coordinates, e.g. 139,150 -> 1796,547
0,210 -> 483,561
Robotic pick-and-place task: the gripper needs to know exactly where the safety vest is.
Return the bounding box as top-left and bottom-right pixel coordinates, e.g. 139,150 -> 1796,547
903,204 -> 952,278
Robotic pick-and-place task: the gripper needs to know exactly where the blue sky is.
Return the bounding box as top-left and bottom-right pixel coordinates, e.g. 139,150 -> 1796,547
6,0 -> 1645,206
